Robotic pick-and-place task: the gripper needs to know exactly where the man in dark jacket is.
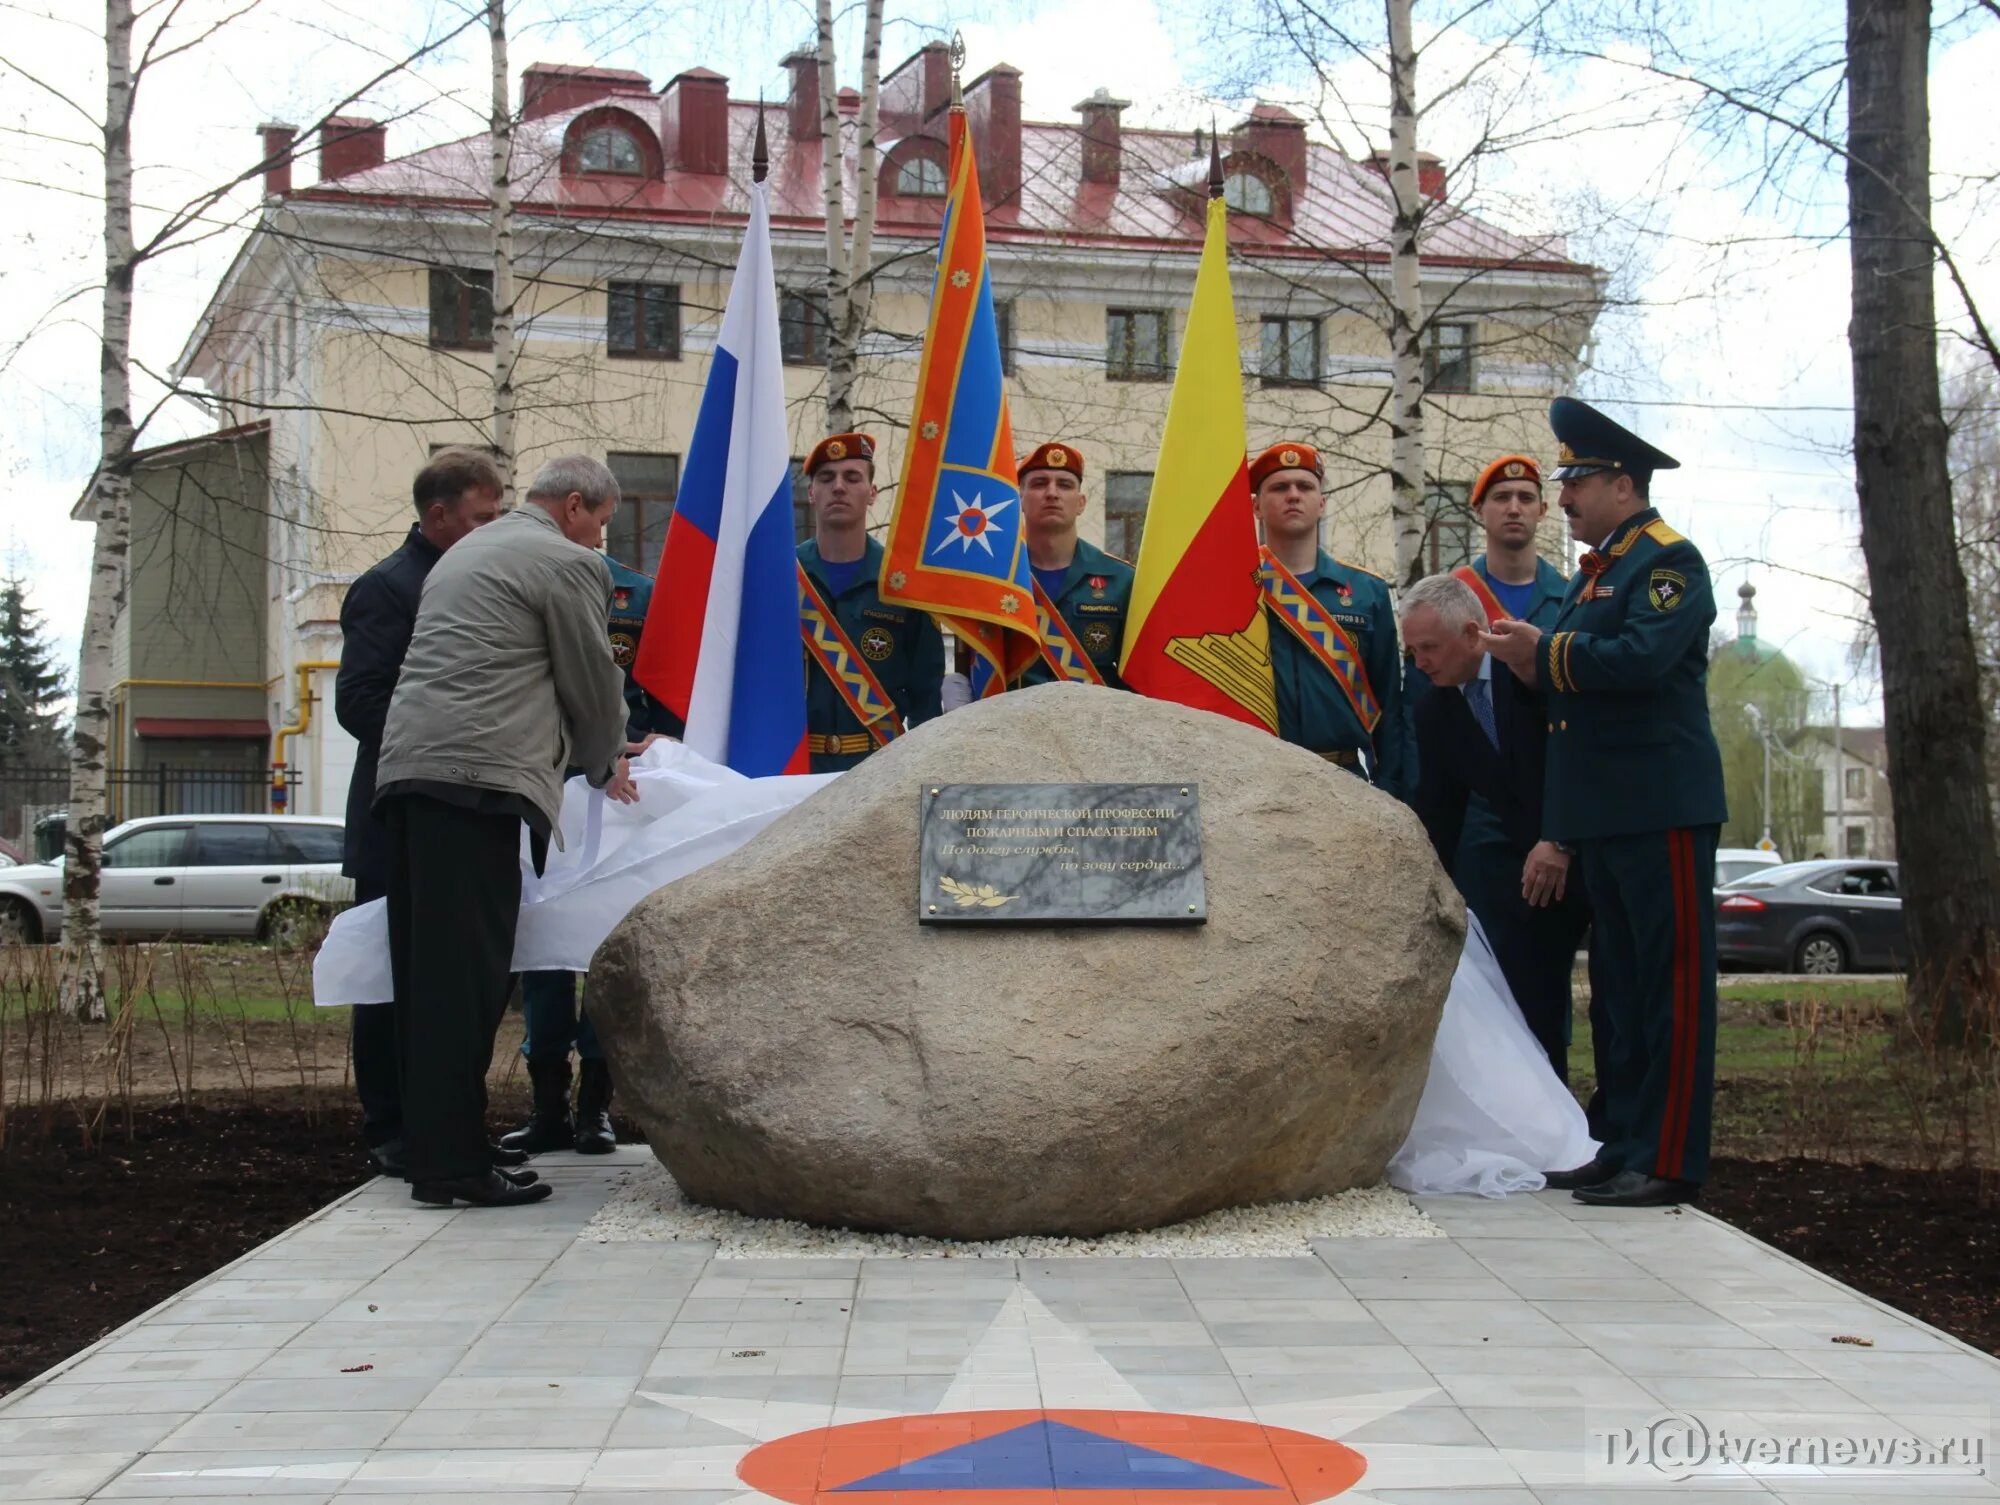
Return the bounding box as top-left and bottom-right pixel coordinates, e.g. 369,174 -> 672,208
334,449 -> 503,1174
1403,573 -> 1589,1082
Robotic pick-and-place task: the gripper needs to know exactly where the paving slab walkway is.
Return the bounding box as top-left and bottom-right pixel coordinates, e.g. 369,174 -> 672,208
5,1149 -> 1996,1504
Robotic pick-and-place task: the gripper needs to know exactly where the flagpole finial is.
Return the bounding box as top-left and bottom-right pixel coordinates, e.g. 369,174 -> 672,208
1207,114 -> 1224,199
950,30 -> 966,107
752,95 -> 769,183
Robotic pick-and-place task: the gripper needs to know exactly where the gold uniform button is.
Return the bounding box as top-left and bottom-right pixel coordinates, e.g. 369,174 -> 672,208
1547,722 -> 1555,733
1561,720 -> 1569,730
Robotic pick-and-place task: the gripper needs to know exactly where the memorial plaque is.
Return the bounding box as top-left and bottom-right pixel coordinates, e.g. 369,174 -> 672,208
918,782 -> 1205,925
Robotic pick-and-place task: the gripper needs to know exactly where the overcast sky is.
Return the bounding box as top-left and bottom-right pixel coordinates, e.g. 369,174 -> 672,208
3,0 -> 1997,729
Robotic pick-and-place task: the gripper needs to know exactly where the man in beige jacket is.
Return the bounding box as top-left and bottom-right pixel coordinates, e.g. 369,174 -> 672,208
375,455 -> 636,1207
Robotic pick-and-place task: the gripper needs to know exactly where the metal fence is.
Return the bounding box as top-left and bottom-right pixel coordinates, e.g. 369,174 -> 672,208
2,766 -> 301,860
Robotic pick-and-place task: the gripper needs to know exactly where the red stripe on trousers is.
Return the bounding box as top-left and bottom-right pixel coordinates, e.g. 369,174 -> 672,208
1659,830 -> 1695,1179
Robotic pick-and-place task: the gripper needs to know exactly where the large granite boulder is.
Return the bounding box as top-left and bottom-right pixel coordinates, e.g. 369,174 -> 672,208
588,684 -> 1463,1239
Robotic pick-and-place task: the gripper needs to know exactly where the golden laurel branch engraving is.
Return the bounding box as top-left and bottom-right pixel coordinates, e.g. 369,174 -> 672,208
939,875 -> 1016,909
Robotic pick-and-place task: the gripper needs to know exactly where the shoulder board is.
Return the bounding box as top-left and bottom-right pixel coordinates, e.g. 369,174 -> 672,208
1332,557 -> 1386,583
1642,519 -> 1686,547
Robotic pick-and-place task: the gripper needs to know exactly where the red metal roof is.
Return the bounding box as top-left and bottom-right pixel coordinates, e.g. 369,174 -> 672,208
290,97 -> 1584,274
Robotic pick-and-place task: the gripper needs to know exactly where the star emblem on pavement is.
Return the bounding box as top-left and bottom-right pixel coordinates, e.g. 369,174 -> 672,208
950,269 -> 972,288
921,421 -> 940,440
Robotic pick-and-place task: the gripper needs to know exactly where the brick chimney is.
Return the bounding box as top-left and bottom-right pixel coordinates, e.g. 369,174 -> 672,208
964,64 -> 1022,210
1365,147 -> 1448,202
837,86 -> 861,115
521,63 -> 652,121
257,122 -> 296,197
661,68 -> 729,174
782,50 -> 819,140
1237,104 -> 1307,197
319,117 -> 385,181
880,41 -> 952,135
1074,89 -> 1128,186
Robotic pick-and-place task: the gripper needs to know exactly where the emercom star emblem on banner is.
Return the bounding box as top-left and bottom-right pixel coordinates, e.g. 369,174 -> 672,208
950,269 -> 972,288
932,489 -> 1016,558
921,421 -> 940,440
889,570 -> 908,590
1000,593 -> 1021,613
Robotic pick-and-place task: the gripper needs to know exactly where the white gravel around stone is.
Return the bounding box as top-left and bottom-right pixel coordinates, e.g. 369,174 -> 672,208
579,1160 -> 1442,1257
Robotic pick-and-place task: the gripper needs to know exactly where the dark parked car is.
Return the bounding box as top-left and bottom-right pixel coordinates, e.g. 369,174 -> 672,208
1715,859 -> 1905,975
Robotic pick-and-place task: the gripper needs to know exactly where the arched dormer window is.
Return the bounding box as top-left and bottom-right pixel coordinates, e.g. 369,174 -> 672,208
580,126 -> 643,175
881,138 -> 949,201
560,105 -> 662,181
1224,170 -> 1273,217
895,155 -> 947,197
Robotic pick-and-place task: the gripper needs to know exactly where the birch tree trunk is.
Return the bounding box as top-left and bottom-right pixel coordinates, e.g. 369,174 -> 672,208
1846,0 -> 2000,1038
487,0 -> 516,503
60,0 -> 137,1021
1384,0 -> 1427,586
816,0 -> 884,435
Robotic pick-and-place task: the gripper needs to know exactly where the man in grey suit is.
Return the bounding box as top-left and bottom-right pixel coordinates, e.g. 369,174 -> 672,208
375,455 -> 637,1208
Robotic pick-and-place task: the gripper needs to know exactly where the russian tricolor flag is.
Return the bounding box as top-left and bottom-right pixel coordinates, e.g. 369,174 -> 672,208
633,174 -> 807,775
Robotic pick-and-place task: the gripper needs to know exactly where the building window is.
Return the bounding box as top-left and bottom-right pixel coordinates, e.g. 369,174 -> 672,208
780,291 -> 829,365
608,282 -> 681,359
1845,823 -> 1867,857
894,154 -> 947,196
1844,765 -> 1867,802
579,126 -> 644,175
995,298 -> 1016,376
790,458 -> 813,543
1260,316 -> 1319,387
429,266 -> 493,350
1104,471 -> 1152,560
606,451 -> 680,573
1224,170 -> 1274,217
1106,308 -> 1170,382
1423,482 -> 1474,572
1424,321 -> 1475,393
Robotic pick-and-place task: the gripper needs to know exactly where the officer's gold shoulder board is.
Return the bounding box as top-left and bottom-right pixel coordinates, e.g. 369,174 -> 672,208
1643,519 -> 1686,547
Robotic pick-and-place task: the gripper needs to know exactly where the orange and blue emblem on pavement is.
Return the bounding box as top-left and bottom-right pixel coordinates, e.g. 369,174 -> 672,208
738,1409 -> 1368,1505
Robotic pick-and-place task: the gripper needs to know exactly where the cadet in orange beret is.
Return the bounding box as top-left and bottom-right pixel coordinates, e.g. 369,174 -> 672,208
1250,441 -> 1409,799
796,433 -> 943,772
1011,442 -> 1135,690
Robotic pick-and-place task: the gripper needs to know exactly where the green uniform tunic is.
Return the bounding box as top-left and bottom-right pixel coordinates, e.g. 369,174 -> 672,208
1267,550 -> 1410,800
1011,538 -> 1136,691
797,537 -> 944,774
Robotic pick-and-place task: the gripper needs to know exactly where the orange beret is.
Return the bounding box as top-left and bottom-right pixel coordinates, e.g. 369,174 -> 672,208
1469,454 -> 1542,508
1249,442 -> 1323,492
1017,442 -> 1084,480
805,432 -> 876,477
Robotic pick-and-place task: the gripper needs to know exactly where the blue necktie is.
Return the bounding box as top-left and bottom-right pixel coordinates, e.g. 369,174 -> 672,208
1466,676 -> 1499,749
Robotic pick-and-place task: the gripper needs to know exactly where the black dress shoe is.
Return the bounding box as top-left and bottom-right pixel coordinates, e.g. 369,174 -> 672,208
494,1165 -> 540,1187
1542,1159 -> 1614,1191
490,1142 -> 531,1167
411,1170 -> 554,1207
1571,1170 -> 1699,1207
367,1138 -> 408,1178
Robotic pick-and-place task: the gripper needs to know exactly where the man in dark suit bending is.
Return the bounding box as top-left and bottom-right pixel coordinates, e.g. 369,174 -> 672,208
1403,573 -> 1591,1083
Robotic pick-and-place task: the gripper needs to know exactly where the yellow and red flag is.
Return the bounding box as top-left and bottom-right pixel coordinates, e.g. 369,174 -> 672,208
879,109 -> 1039,692
1117,193 -> 1277,732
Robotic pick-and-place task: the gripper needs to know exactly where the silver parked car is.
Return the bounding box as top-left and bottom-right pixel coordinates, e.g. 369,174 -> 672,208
0,814 -> 351,945
1715,858 -> 1905,975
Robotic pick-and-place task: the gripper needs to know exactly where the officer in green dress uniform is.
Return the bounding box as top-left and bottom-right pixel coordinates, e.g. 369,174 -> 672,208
796,432 -> 944,773
502,555 -> 684,1159
1251,442 -> 1410,800
1407,455 -> 1588,1080
1009,441 -> 1135,690
1485,397 -> 1728,1207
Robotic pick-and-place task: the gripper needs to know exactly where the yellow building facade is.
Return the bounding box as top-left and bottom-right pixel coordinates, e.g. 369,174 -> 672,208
177,50 -> 1600,816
